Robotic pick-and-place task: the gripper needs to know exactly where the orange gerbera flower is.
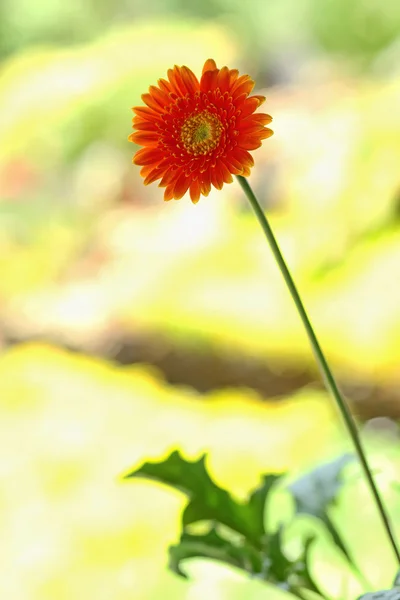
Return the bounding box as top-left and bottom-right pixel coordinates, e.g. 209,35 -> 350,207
129,59 -> 273,204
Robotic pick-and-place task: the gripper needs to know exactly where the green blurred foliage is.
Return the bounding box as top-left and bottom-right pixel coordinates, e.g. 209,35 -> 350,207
127,449 -> 400,599
0,342 -> 341,598
0,1 -> 400,598
310,0 -> 400,65
1,343 -> 399,599
1,0 -> 400,75
0,17 -> 399,384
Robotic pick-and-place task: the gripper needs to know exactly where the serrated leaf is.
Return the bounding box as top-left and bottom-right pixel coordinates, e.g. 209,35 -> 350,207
290,535 -> 324,596
126,451 -> 326,600
289,454 -> 353,518
126,450 -> 281,548
169,526 -> 262,578
266,528 -> 323,596
249,474 -> 281,529
358,589 -> 400,600
288,454 -> 357,568
267,525 -> 294,581
169,524 -> 324,600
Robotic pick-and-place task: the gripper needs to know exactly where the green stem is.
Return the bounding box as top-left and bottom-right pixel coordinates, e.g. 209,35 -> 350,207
237,175 -> 400,566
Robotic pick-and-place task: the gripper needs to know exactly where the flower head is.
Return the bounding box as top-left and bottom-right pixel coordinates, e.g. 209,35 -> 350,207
129,59 -> 273,203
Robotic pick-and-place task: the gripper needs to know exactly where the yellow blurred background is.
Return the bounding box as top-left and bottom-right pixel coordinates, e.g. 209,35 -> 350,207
1,0 -> 400,598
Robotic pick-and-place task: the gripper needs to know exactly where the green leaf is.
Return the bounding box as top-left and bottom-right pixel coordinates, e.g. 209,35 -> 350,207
126,451 -> 328,600
288,454 -> 356,569
266,528 -> 324,597
126,450 -> 281,548
289,535 -> 323,596
169,525 -> 324,600
169,526 -> 262,578
288,454 -> 353,518
267,525 -> 294,581
358,590 -> 400,600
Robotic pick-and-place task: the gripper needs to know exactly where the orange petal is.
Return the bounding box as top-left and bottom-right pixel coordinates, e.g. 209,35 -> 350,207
211,166 -> 224,190
131,121 -> 158,132
180,65 -> 200,95
260,127 -> 274,139
133,105 -> 159,120
129,131 -> 159,145
250,113 -> 273,125
239,120 -> 267,134
232,78 -> 255,98
233,92 -> 250,108
141,93 -> 162,112
167,66 -> 188,97
158,169 -> 177,188
200,182 -> 211,196
199,169 -> 211,196
232,147 -> 254,168
231,74 -> 252,93
216,66 -> 230,93
216,159 -> 233,184
164,184 -> 175,201
133,147 -> 164,166
140,165 -> 154,178
239,96 -> 265,119
239,127 -> 274,142
173,172 -> 191,199
238,136 -> 263,150
223,157 -> 244,176
229,69 -> 239,86
202,58 -> 217,75
189,179 -> 201,203
143,167 -> 165,185
158,78 -> 172,94
173,66 -> 192,95
200,68 -> 219,92
250,94 -> 266,106
149,85 -> 169,108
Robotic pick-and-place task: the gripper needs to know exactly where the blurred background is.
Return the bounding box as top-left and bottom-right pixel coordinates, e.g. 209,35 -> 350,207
1,0 -> 400,598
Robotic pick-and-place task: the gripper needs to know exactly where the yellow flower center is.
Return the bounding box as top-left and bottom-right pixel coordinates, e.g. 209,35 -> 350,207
180,111 -> 223,156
